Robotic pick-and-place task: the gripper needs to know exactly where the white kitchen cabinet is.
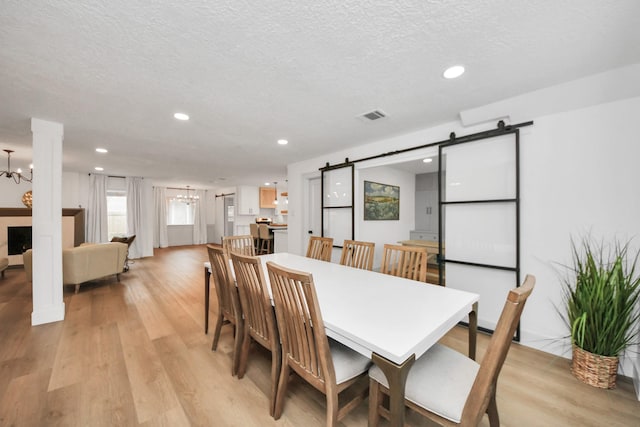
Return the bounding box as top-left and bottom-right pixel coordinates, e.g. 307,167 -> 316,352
236,186 -> 259,215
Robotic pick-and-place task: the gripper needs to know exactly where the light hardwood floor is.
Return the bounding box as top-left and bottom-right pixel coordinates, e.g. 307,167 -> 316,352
0,245 -> 638,426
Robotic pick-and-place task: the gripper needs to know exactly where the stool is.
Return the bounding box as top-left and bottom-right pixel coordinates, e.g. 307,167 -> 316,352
0,257 -> 8,278
258,224 -> 273,254
249,223 -> 260,253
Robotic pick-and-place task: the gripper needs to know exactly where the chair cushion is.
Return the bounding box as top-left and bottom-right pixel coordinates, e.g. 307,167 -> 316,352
329,338 -> 371,384
204,261 -> 211,273
369,343 -> 479,423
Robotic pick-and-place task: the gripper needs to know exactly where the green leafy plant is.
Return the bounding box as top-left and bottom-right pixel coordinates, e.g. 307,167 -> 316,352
563,237 -> 640,357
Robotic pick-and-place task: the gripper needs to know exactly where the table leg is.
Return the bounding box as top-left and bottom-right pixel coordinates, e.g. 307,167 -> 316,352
370,353 -> 415,427
204,266 -> 211,334
468,301 -> 478,360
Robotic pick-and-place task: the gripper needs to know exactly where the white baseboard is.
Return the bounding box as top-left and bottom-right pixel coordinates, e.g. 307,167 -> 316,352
634,358 -> 640,401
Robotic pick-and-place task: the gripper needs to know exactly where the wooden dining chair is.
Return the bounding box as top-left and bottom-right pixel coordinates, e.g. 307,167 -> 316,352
306,236 -> 334,262
266,261 -> 371,426
207,245 -> 243,376
339,240 -> 375,271
230,252 -> 281,417
222,234 -> 256,257
368,274 -> 536,427
380,244 -> 428,282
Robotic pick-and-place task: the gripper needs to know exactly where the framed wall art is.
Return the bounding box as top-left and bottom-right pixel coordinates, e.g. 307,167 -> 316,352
364,180 -> 399,220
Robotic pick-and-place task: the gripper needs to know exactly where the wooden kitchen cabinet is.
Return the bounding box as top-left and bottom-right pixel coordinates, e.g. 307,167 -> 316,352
260,187 -> 276,208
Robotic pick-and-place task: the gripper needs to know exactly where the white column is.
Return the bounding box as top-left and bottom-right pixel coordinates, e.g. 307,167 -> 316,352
31,118 -> 65,325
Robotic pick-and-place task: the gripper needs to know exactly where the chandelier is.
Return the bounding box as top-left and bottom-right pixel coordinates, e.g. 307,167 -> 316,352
1,149 -> 33,184
171,185 -> 199,204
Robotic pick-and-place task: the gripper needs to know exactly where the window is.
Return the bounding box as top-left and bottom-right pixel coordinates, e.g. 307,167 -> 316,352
167,199 -> 196,225
107,190 -> 127,240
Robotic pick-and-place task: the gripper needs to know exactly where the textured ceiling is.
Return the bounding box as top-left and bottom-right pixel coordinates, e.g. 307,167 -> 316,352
1,0 -> 639,188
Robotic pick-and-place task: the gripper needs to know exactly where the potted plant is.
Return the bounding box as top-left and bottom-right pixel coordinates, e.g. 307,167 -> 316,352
562,237 -> 640,389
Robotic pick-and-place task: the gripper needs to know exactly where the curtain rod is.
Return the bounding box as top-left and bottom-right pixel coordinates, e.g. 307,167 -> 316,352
319,120 -> 534,171
215,192 -> 235,198
166,186 -> 203,191
87,173 -> 143,179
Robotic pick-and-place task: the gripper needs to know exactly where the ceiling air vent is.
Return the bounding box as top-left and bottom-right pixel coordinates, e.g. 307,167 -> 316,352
360,110 -> 387,121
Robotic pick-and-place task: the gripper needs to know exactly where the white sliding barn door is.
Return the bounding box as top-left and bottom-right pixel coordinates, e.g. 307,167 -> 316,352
439,131 -> 521,336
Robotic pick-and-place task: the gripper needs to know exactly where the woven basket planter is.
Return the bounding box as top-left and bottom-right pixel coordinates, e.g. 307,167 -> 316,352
571,345 -> 619,389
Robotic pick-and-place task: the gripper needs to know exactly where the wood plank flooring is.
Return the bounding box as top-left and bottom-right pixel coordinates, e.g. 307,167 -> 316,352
0,245 -> 638,426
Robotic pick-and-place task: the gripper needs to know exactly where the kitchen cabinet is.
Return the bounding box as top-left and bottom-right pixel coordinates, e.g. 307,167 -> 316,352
415,172 -> 438,233
409,230 -> 438,241
236,186 -> 259,215
260,187 -> 276,208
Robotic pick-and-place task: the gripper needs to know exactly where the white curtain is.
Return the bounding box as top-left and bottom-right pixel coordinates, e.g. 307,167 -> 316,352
192,189 -> 208,244
153,186 -> 169,248
126,177 -> 145,258
87,174 -> 108,243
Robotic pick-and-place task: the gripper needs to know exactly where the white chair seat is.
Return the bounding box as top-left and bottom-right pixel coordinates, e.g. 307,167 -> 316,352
369,343 -> 479,423
329,338 -> 372,384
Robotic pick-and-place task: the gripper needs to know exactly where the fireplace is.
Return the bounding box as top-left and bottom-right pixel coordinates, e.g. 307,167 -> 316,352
8,226 -> 32,255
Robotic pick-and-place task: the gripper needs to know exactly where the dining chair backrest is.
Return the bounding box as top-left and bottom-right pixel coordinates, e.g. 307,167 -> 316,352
231,252 -> 281,415
306,236 -> 334,262
460,274 -> 535,425
380,244 -> 428,282
222,235 -> 256,257
267,261 -> 334,390
207,245 -> 243,376
231,252 -> 278,353
339,240 -> 375,271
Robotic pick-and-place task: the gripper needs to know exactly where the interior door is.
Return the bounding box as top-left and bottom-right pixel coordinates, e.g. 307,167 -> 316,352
223,196 -> 234,237
439,130 -> 521,337
305,177 -> 322,251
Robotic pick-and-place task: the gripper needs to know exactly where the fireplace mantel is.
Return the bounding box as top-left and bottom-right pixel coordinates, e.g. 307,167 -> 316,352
0,208 -> 85,247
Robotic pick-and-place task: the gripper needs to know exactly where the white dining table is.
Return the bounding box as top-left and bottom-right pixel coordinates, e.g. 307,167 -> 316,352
257,252 -> 479,427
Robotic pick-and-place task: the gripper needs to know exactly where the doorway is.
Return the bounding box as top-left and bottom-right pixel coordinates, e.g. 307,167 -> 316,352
223,196 -> 234,237
305,177 -> 321,252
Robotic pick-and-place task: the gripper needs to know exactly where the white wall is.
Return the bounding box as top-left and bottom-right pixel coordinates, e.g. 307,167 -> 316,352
0,171 -> 86,209
287,65 -> 640,386
356,165 -> 415,269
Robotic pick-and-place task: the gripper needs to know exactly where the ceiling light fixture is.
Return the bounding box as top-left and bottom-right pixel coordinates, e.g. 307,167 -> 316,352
422,158 -> 433,163
174,112 -> 190,121
94,167 -> 104,171
171,185 -> 199,205
443,65 -> 465,79
1,149 -> 32,184
273,182 -> 278,205
96,148 -> 108,153
277,139 -> 288,145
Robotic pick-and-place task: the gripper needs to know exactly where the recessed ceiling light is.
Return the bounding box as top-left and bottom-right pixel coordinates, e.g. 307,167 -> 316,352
96,148 -> 108,153
277,139 -> 288,145
94,167 -> 104,171
264,182 -> 270,186
443,65 -> 465,79
174,112 -> 190,121
422,158 -> 433,163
